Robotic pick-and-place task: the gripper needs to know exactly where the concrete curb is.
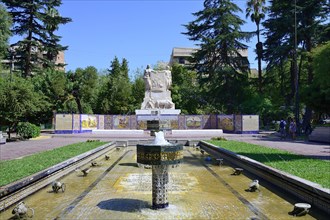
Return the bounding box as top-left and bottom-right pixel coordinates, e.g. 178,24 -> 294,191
199,141 -> 330,215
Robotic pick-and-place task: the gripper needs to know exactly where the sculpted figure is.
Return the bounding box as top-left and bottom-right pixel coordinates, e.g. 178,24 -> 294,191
164,67 -> 172,90
155,100 -> 174,109
144,65 -> 152,91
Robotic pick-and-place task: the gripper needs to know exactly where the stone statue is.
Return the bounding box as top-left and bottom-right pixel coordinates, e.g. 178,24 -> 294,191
144,65 -> 152,91
141,65 -> 175,110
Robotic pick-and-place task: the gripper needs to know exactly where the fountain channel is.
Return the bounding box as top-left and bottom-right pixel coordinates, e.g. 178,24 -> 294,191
1,138 -> 328,219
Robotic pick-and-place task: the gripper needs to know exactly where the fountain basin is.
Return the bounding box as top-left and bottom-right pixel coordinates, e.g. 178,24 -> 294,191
1,145 -> 327,219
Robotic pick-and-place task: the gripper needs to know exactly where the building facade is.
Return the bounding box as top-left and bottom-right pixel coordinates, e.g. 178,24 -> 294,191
169,47 -> 249,68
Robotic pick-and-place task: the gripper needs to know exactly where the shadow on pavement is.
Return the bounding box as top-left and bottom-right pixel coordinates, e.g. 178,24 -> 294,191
97,198 -> 150,212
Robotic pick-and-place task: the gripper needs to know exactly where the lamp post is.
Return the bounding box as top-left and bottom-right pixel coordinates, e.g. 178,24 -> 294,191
294,0 -> 300,135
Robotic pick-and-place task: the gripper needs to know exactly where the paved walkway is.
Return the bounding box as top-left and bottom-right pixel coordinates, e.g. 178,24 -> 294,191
0,132 -> 329,161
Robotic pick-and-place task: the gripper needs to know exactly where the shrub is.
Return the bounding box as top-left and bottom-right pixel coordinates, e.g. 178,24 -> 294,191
17,122 -> 41,139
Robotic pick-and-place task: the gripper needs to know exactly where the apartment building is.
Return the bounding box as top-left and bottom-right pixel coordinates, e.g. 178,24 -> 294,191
169,47 -> 249,67
169,47 -> 259,78
2,41 -> 65,72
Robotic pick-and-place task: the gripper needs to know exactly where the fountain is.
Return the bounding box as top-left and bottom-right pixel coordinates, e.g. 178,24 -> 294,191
137,131 -> 183,209
1,140 -> 328,219
11,201 -> 34,218
289,203 -> 311,216
51,181 -> 66,193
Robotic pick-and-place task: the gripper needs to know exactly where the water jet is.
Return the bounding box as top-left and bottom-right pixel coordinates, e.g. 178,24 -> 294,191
11,201 -> 34,218
51,181 -> 66,193
289,203 -> 311,216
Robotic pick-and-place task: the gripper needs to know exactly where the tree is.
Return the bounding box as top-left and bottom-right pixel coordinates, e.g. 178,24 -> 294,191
0,76 -> 47,139
246,0 -> 267,92
263,1 -> 297,107
42,3 -> 71,69
130,68 -> 146,110
107,56 -> 121,78
297,0 -> 329,129
121,58 -> 129,79
171,64 -> 201,114
263,0 -> 329,130
32,68 -> 68,114
2,0 -> 71,76
67,66 -> 98,114
183,0 -> 252,113
302,41 -> 330,116
107,76 -> 133,114
96,57 -> 133,114
0,4 -> 12,63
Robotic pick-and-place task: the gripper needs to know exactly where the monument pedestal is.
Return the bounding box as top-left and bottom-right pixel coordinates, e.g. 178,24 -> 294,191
135,109 -> 181,117
136,109 -> 181,131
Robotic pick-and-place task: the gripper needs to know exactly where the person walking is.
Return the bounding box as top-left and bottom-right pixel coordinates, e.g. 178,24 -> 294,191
289,118 -> 297,140
279,118 -> 287,140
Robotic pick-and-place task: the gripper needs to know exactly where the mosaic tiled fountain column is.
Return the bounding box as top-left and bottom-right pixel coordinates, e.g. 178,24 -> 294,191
137,133 -> 183,209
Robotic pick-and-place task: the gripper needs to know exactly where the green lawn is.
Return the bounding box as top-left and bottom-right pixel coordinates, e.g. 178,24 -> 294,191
208,140 -> 330,189
0,141 -> 107,186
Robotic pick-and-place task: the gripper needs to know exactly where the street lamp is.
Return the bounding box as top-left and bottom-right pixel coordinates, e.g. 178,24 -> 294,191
294,0 -> 300,135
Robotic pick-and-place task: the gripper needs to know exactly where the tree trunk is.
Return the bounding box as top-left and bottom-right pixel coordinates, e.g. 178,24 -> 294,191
256,24 -> 262,93
290,60 -> 295,107
302,35 -> 314,133
24,6 -> 34,77
75,96 -> 83,114
7,126 -> 11,140
302,107 -> 313,134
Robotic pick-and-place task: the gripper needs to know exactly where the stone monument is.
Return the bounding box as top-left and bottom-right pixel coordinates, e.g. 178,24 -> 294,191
140,65 -> 175,110
135,65 -> 180,130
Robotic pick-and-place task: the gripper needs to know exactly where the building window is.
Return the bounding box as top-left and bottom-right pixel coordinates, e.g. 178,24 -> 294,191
178,57 -> 185,64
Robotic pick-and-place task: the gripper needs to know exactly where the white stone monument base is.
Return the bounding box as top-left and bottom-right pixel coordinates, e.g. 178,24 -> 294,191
92,129 -> 223,139
135,109 -> 181,116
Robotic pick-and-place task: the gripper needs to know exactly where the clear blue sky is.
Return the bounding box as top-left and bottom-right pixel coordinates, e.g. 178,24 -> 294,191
11,0 -> 260,78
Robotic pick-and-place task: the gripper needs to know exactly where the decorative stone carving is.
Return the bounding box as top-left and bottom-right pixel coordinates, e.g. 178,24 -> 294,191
141,65 -> 175,110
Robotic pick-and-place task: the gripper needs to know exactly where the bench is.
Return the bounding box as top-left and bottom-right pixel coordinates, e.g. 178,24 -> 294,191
0,131 -> 7,144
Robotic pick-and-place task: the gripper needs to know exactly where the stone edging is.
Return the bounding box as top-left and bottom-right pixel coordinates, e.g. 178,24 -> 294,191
0,142 -> 115,212
199,141 -> 330,215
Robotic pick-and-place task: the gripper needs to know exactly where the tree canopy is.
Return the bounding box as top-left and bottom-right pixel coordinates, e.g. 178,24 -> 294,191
2,0 -> 71,76
0,76 -> 48,138
0,4 -> 12,62
1,0 -> 329,136
183,0 -> 252,113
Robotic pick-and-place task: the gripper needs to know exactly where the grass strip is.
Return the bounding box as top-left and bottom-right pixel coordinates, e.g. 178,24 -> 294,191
208,140 -> 330,189
0,141 -> 107,186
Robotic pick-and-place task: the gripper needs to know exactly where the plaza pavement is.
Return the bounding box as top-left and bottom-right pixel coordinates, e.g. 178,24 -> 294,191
0,132 -> 329,161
